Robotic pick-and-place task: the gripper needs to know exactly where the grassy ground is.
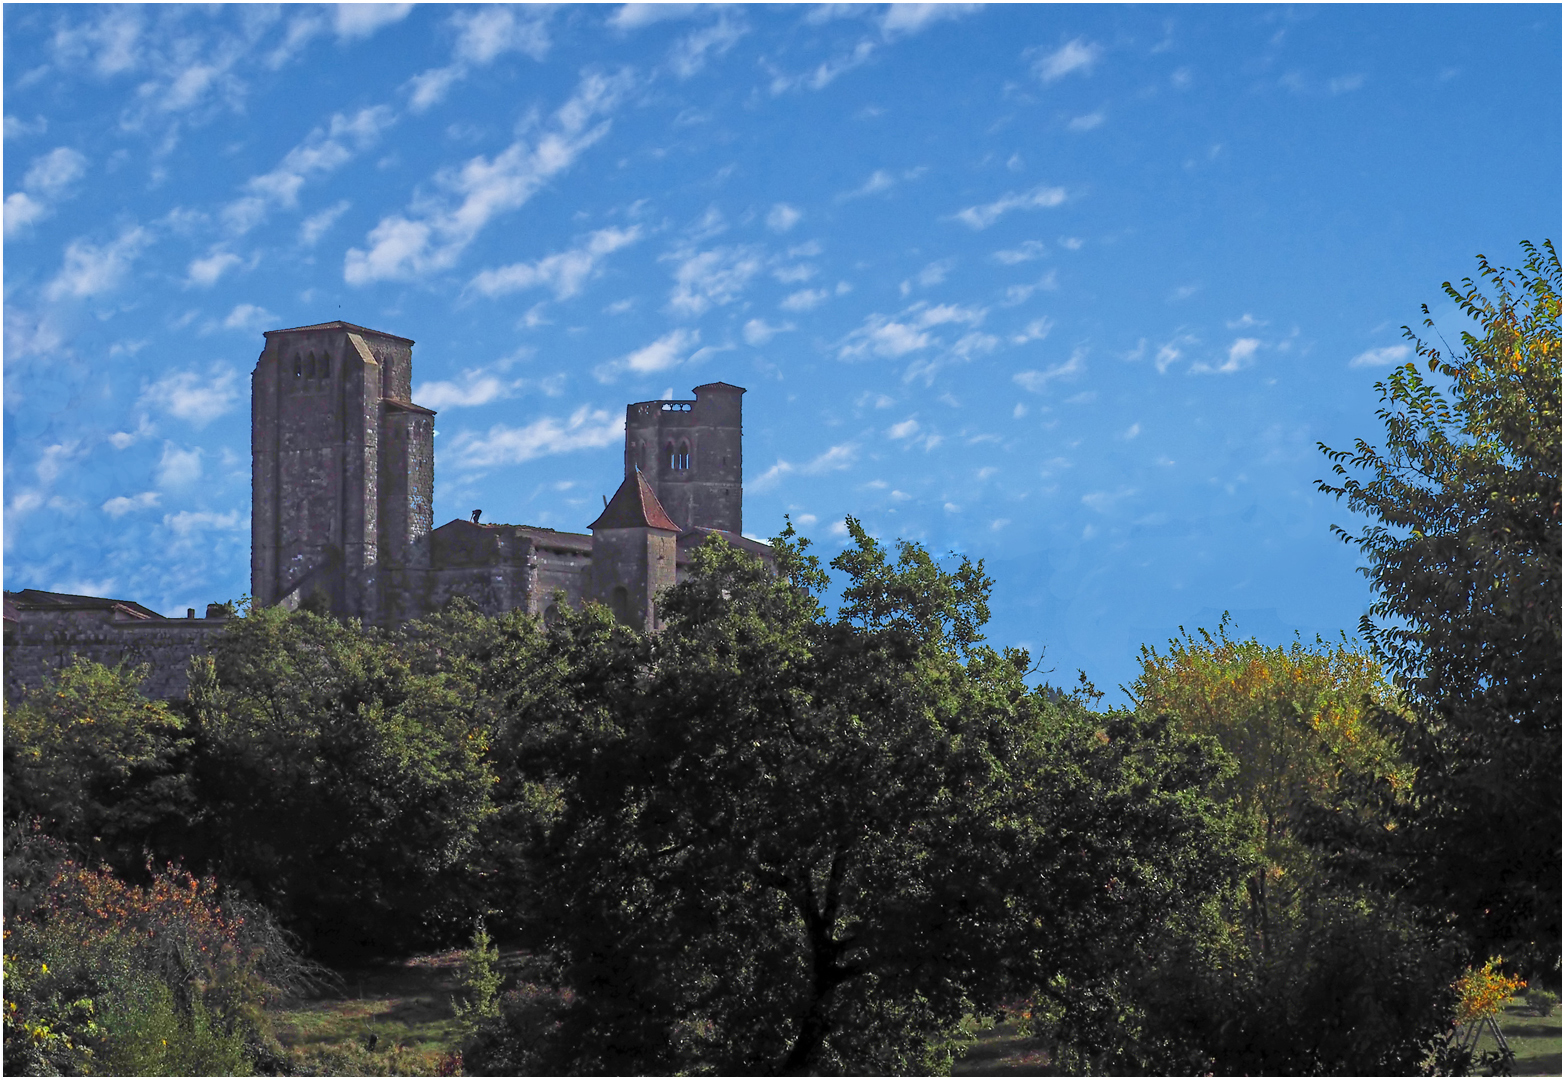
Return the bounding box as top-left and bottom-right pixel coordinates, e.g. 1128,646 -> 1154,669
1495,1000 -> 1561,1077
268,950 -> 469,1076
265,954 -> 1560,1077
952,1017 -> 1055,1075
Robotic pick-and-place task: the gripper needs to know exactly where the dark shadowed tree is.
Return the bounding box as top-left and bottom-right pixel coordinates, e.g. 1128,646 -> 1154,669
467,524 -> 1240,1075
1318,241 -> 1560,968
185,605 -> 495,953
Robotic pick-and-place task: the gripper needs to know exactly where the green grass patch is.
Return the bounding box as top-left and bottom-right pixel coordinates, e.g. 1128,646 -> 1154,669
269,950 -> 470,1075
1498,1000 -> 1561,1077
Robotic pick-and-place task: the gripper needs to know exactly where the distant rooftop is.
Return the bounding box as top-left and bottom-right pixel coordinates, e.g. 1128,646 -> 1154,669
265,321 -> 415,344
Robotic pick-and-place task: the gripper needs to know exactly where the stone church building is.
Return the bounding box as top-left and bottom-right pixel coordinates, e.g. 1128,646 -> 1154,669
5,321 -> 771,698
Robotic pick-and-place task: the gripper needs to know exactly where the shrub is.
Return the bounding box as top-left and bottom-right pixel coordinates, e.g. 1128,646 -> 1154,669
3,858 -> 312,1075
1527,988 -> 1559,1017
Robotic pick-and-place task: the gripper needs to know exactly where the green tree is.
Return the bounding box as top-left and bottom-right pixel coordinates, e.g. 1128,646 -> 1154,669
472,525 -> 1239,1075
1127,624 -> 1463,1074
1318,241 -> 1561,966
1130,621 -> 1409,945
3,659 -> 194,876
187,605 -> 495,953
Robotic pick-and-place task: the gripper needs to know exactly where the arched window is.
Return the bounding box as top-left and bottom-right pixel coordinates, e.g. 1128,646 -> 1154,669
543,603 -> 560,628
665,442 -> 677,470
320,352 -> 331,379
293,355 -> 302,379
677,440 -> 691,471
611,586 -> 630,624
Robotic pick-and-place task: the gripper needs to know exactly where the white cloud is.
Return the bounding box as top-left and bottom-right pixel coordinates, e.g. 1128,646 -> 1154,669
1068,109 -> 1106,131
139,366 -> 239,426
225,106 -> 393,235
838,302 -> 986,361
887,417 -> 920,440
595,328 -> 701,382
1122,422 -> 1141,439
156,442 -> 204,487
222,303 -> 274,332
952,185 -> 1067,229
994,240 -> 1046,264
414,369 -> 515,410
1011,317 -> 1054,344
880,4 -> 981,36
405,6 -> 550,111
750,442 -> 860,492
743,318 -> 793,346
335,4 -> 414,41
666,245 -> 764,315
1227,313 -> 1267,329
45,226 -> 150,300
34,441 -> 83,485
164,508 -> 243,535
766,202 -> 802,233
1191,337 -> 1261,375
25,147 -> 88,194
609,4 -> 704,31
469,225 -> 642,300
1350,344 -> 1411,368
102,491 -> 161,518
445,405 -> 624,469
1004,271 -> 1058,305
1014,350 -> 1085,392
1033,38 -> 1102,83
769,39 -> 877,94
300,200 -> 351,246
781,287 -> 830,312
1155,334 -> 1197,373
1081,486 -> 1136,513
837,166 -> 924,201
186,250 -> 242,287
669,14 -> 746,78
4,192 -> 46,237
348,69 -> 632,283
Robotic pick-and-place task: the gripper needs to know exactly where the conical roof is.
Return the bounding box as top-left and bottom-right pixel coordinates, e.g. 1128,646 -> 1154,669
588,470 -> 681,532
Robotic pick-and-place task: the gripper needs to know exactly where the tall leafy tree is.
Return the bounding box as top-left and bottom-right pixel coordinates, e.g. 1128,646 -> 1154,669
186,606 -> 495,953
4,659 -> 194,877
1317,241 -> 1561,965
1128,626 -> 1462,1075
470,525 -> 1240,1075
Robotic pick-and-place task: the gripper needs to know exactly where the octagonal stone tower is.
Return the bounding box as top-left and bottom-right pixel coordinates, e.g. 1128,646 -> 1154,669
623,382 -> 745,536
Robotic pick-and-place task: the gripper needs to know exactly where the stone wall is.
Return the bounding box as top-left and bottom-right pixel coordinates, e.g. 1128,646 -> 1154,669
4,607 -> 229,701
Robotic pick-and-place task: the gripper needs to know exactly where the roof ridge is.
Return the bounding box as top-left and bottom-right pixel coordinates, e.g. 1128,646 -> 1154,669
587,469 -> 681,532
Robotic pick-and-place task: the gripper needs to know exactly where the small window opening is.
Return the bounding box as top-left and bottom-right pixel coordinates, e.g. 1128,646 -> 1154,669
306,353 -> 317,379
543,603 -> 560,628
611,586 -> 630,624
293,355 -> 302,379
675,440 -> 691,471
320,352 -> 330,378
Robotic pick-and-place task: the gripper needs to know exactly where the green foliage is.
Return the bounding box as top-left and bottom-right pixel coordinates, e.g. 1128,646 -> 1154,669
4,658 -> 194,876
1121,624 -> 1466,1074
451,923 -> 503,1034
1131,621 -> 1408,939
187,604 -> 497,953
3,857 -> 309,1076
1318,241 -> 1561,965
475,524 -> 1239,1074
1527,989 -> 1559,1018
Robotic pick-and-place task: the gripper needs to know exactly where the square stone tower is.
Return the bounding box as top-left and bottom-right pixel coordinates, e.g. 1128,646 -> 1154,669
250,322 -> 435,624
623,382 -> 745,536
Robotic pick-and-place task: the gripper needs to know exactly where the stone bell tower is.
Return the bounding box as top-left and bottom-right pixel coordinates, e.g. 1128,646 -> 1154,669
622,382 -> 744,535
250,321 -> 435,624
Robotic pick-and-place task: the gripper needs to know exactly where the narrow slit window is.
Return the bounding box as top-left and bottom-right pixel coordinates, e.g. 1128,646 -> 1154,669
320,352 -> 331,378
677,441 -> 691,471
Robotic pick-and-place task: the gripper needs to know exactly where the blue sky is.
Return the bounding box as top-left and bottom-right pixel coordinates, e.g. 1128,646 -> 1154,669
4,3 -> 1558,701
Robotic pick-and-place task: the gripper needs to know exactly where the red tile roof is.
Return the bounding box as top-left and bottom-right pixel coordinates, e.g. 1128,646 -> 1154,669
588,470 -> 681,533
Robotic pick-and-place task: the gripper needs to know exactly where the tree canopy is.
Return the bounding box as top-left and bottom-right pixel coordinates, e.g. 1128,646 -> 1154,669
1318,240 -> 1561,966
